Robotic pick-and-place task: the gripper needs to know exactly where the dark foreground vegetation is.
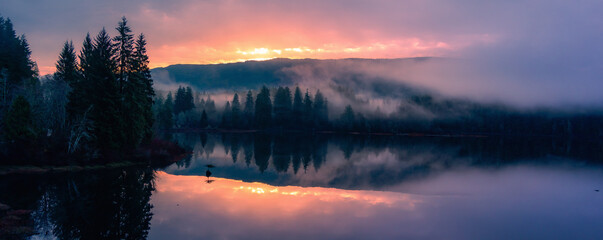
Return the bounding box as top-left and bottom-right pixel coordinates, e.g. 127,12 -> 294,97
0,16 -> 186,166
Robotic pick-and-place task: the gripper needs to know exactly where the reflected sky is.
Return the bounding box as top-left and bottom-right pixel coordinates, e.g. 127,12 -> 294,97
150,165 -> 603,240
6,134 -> 602,239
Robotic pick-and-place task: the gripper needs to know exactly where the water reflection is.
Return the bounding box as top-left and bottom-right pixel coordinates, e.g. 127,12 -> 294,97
165,133 -> 603,190
1,134 -> 602,239
149,167 -> 603,240
0,168 -> 155,239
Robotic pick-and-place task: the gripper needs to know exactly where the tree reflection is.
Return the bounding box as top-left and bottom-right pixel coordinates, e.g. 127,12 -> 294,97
254,134 -> 271,173
33,168 -> 155,239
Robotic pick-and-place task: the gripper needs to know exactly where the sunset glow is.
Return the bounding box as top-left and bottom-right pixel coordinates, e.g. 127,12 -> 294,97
154,171 -> 419,211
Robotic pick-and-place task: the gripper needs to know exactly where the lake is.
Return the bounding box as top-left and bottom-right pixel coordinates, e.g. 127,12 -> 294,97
2,133 -> 602,239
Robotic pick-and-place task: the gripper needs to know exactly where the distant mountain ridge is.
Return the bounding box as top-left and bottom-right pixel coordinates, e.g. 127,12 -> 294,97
150,57 -> 434,90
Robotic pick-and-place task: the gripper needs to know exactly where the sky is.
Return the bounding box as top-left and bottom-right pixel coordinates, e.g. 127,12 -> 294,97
1,0 -> 603,106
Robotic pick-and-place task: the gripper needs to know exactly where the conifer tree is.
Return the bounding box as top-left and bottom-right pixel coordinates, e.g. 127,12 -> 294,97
55,41 -> 78,85
303,90 -> 313,127
0,16 -> 37,111
273,87 -> 292,127
340,105 -> 355,131
200,109 -> 208,128
243,90 -> 254,127
254,86 -> 272,129
50,41 -> 77,131
292,86 -> 303,126
313,89 -> 328,128
88,28 -> 123,151
114,17 -> 134,89
159,92 -> 174,129
132,33 -> 155,142
231,93 -> 241,128
3,95 -> 36,141
67,33 -> 93,119
222,101 -> 231,128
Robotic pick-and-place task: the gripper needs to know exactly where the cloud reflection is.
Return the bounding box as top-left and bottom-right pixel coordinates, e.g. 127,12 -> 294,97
151,171 -> 420,239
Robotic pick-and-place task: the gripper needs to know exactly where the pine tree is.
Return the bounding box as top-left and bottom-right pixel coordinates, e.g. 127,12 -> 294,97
273,87 -> 292,127
340,105 -> 355,131
67,33 -> 93,119
185,86 -> 194,111
114,17 -> 134,89
0,16 -> 37,112
55,41 -> 79,85
200,109 -> 208,128
292,86 -> 303,127
313,89 -> 328,128
159,92 -> 174,129
243,90 -> 254,128
303,90 -> 313,127
3,95 -> 36,141
88,28 -> 123,151
221,101 -> 231,128
254,86 -> 272,129
174,86 -> 185,115
132,33 -> 155,142
231,93 -> 241,128
50,41 -> 77,131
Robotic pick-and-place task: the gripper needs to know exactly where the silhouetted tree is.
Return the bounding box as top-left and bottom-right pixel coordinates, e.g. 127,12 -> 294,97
303,90 -> 313,127
0,16 -> 37,112
158,92 -> 174,129
221,101 -> 231,128
273,87 -> 292,128
313,89 -> 328,128
254,86 -> 272,129
3,95 -> 36,142
200,109 -> 208,128
243,90 -> 254,128
340,105 -> 355,131
231,93 -> 241,128
292,86 -> 303,127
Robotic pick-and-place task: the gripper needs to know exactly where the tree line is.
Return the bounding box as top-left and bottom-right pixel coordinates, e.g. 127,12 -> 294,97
154,83 -> 603,138
155,85 -> 329,131
0,16 -> 154,163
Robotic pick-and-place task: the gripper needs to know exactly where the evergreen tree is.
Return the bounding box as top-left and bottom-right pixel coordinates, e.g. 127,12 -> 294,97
340,105 -> 355,131
231,93 -> 241,128
292,86 -> 303,126
55,41 -> 79,85
0,16 -> 37,115
115,17 -> 143,148
303,90 -> 313,127
185,86 -> 194,111
88,28 -> 123,151
3,95 -> 36,141
51,41 -> 78,131
313,89 -> 328,128
132,33 -> 155,142
114,17 -> 134,89
273,87 -> 292,127
243,90 -> 254,127
173,86 -> 186,115
221,101 -> 231,128
254,86 -> 272,129
158,92 -> 174,129
67,33 -> 93,119
204,95 -> 216,124
200,109 -> 208,128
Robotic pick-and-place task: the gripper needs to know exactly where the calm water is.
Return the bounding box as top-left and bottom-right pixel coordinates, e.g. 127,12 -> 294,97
2,133 -> 603,239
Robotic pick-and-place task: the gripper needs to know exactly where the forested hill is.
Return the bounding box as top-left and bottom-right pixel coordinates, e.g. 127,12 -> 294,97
150,57 -> 433,90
